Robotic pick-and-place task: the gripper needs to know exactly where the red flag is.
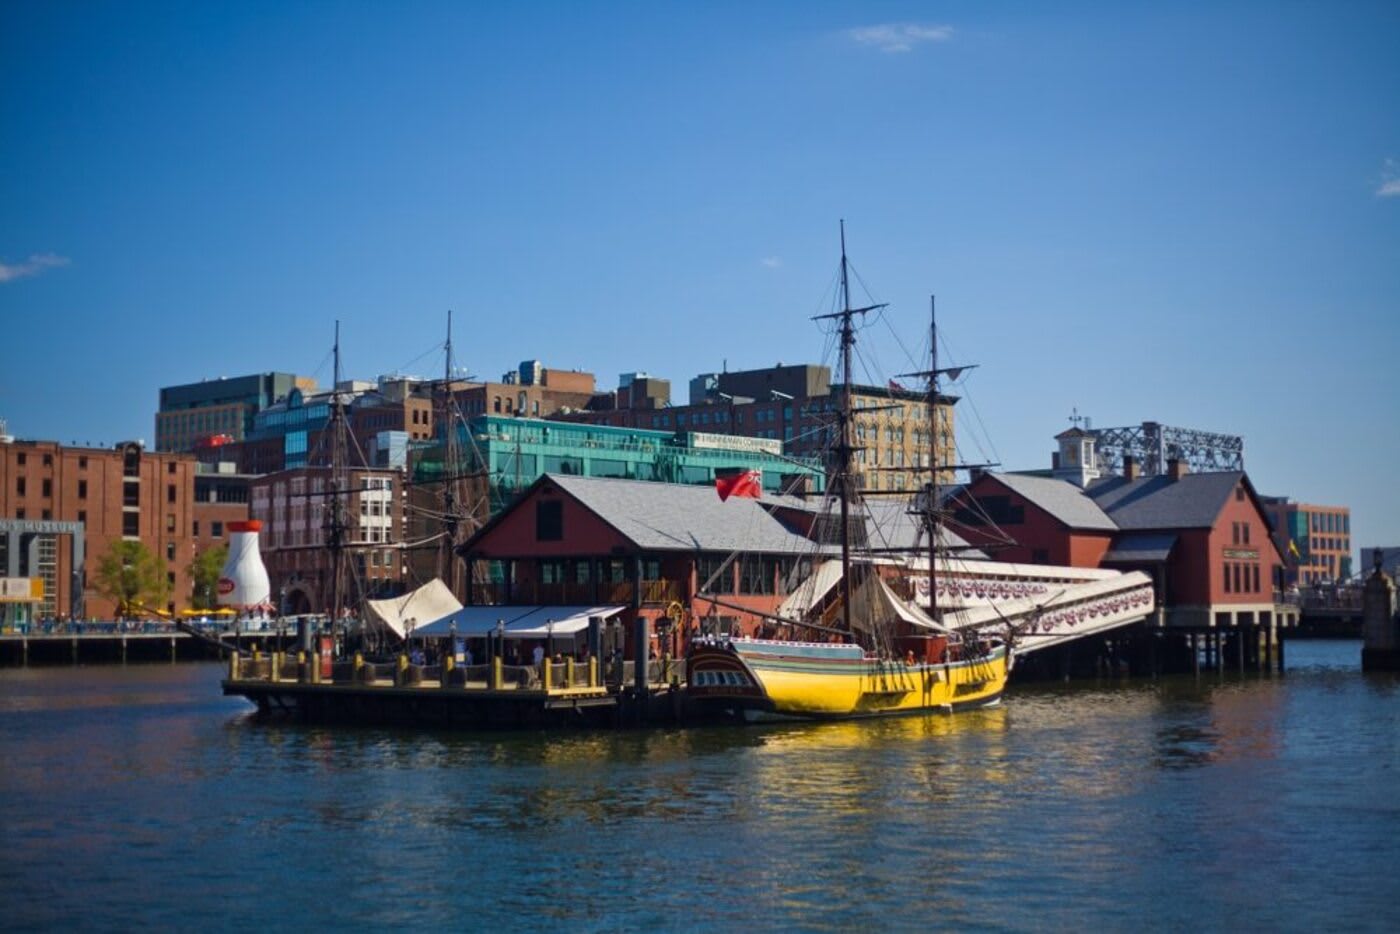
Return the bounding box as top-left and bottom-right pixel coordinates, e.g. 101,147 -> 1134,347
716,470 -> 763,501
888,378 -> 906,392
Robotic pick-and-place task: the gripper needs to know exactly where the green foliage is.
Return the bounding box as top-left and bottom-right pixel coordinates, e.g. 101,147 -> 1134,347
188,544 -> 229,610
94,540 -> 170,619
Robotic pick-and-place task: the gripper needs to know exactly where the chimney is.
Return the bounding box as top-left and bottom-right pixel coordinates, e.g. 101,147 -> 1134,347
1167,458 -> 1188,481
1123,454 -> 1139,481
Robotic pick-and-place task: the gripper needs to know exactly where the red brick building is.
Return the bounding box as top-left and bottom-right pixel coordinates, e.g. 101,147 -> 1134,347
0,439 -> 199,619
458,474 -> 828,651
950,460 -> 1289,631
249,465 -> 405,615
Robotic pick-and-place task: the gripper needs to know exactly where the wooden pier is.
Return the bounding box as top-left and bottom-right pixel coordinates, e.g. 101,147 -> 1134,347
223,652 -> 688,728
0,629 -> 294,667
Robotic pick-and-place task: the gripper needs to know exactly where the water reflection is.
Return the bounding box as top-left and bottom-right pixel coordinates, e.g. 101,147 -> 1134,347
2,643 -> 1397,931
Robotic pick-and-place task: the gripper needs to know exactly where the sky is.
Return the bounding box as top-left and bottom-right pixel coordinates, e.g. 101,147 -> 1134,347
2,1 -> 1398,560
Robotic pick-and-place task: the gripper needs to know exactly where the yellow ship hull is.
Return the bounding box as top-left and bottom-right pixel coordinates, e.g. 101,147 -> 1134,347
687,638 -> 1009,720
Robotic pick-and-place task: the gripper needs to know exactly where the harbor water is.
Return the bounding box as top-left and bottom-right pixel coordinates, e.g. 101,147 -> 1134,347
1,641 -> 1396,931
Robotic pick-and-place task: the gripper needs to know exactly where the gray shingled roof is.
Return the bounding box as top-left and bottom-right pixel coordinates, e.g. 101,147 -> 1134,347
1102,532 -> 1178,563
1087,472 -> 1244,530
992,473 -> 1118,531
861,498 -> 981,555
547,474 -> 821,554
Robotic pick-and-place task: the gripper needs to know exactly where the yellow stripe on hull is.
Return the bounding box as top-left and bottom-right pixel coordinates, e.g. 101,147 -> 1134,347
746,650 -> 1008,718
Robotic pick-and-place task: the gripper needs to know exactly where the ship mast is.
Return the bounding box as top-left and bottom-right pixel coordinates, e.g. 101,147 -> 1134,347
439,310 -> 464,596
928,297 -> 940,624
326,320 -> 351,631
812,221 -> 885,636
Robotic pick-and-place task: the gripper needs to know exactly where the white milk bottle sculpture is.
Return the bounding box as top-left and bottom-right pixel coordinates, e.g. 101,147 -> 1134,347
218,520 -> 271,610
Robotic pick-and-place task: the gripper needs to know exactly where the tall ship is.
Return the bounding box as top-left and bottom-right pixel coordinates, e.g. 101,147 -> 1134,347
687,225 -> 1010,720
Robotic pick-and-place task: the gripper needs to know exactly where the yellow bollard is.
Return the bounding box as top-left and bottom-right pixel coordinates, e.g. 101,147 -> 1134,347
492,656 -> 503,690
229,652 -> 241,680
542,659 -> 551,693
396,654 -> 408,687
354,652 -> 364,673
442,655 -> 454,688
297,650 -> 307,684
271,651 -> 281,682
589,656 -> 598,688
565,658 -> 575,689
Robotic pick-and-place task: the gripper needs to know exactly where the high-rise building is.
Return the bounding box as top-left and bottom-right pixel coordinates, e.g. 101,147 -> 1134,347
561,363 -> 956,494
1260,496 -> 1352,585
156,372 -> 315,453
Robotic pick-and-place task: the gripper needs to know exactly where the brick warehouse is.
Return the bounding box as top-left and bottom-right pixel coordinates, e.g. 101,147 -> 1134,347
0,439 -> 203,619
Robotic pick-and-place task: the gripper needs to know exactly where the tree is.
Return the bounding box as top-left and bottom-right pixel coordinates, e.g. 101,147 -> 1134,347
188,544 -> 228,610
94,540 -> 170,619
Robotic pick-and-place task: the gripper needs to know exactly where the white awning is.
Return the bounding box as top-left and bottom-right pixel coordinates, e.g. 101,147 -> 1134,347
364,578 -> 463,640
413,605 -> 627,639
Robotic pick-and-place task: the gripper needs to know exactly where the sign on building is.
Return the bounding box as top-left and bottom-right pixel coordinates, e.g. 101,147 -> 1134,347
0,578 -> 44,603
687,432 -> 783,456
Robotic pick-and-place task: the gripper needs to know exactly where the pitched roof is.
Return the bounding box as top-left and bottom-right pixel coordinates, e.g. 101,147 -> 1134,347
1102,533 -> 1178,563
1086,471 -> 1244,530
861,498 -> 981,555
545,474 -> 821,554
989,473 -> 1118,531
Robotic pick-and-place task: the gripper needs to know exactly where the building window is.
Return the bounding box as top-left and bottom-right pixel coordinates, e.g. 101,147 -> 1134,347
1242,523 -> 1250,545
77,510 -> 86,524
16,477 -> 24,496
536,500 -> 563,541
166,514 -> 176,532
14,509 -> 23,519
42,478 -> 52,498
123,513 -> 140,536
1224,563 -> 1232,593
168,462 -> 177,475
193,520 -> 200,536
41,509 -> 51,520
1232,564 -> 1242,594
79,456 -> 87,469
212,521 -> 224,538
1235,487 -> 1245,501
16,452 -> 25,465
43,453 -> 52,467
167,484 -> 176,503
1252,565 -> 1260,593
79,480 -> 87,499
166,543 -> 176,561
1232,522 -> 1240,545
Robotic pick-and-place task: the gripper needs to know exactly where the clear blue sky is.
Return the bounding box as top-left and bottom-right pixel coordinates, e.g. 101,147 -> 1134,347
3,1 -> 1398,559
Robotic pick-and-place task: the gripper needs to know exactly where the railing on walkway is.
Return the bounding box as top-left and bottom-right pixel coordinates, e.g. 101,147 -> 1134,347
230,651 -> 685,694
